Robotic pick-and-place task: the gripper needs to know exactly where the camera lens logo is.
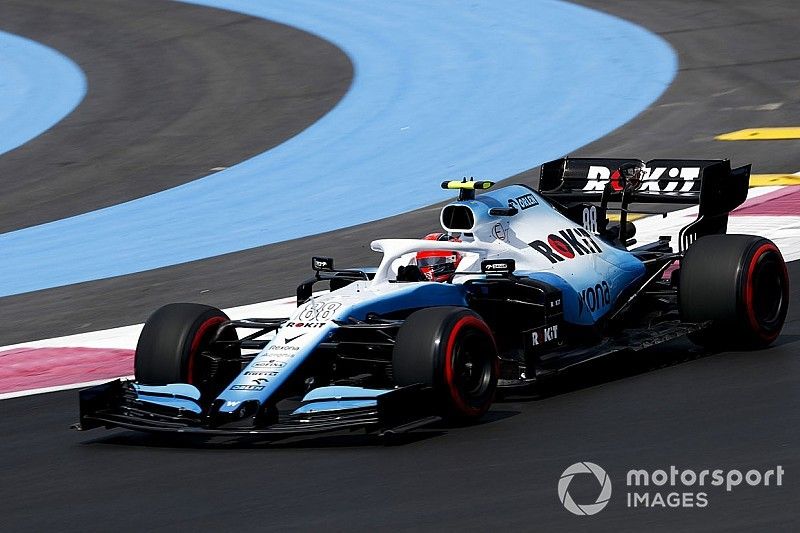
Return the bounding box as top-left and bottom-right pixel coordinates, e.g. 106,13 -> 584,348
558,462 -> 612,516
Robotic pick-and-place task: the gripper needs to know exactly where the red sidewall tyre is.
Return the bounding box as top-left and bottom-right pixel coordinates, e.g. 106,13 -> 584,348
742,242 -> 789,344
679,235 -> 789,349
135,303 -> 239,388
393,306 -> 499,422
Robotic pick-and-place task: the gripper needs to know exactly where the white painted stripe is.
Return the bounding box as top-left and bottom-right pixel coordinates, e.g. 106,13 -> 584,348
0,376 -> 134,400
729,216 -> 800,261
634,182 -> 800,261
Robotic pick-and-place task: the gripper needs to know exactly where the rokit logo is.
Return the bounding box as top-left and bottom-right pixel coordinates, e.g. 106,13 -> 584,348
531,324 -> 558,346
582,165 -> 700,192
578,281 -> 610,314
529,227 -> 602,264
285,322 -> 327,328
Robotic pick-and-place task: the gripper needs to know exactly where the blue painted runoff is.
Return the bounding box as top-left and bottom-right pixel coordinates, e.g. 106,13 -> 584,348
0,0 -> 676,297
0,30 -> 86,155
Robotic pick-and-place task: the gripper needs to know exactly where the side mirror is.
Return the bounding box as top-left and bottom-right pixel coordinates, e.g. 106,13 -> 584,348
312,256 -> 334,271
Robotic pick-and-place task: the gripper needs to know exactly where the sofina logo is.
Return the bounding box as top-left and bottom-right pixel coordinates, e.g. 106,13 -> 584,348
558,462 -> 612,516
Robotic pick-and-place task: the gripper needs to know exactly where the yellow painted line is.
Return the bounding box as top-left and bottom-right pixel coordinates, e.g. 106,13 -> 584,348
608,213 -> 647,222
716,127 -> 800,141
750,174 -> 800,186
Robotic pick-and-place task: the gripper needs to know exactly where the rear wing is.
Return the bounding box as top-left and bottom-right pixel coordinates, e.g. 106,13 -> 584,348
538,157 -> 751,250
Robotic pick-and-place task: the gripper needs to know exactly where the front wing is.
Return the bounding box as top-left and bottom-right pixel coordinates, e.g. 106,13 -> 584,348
75,380 -> 439,439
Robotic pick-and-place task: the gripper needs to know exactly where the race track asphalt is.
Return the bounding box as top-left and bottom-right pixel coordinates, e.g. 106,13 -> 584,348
0,0 -> 351,234
1,0 -> 799,531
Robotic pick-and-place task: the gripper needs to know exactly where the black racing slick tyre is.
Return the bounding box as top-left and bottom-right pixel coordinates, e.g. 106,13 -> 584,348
134,303 -> 240,390
679,235 -> 789,349
392,307 -> 499,422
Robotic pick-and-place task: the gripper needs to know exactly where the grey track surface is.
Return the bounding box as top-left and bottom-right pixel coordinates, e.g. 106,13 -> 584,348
2,0 -> 800,344
0,0 -> 351,234
2,1 -> 800,531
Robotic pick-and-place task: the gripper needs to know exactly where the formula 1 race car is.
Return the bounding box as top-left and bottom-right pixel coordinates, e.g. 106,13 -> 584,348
76,157 -> 789,439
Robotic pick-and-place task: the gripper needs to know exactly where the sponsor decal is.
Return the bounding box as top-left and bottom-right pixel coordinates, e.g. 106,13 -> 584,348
281,304 -> 340,343
578,281 -> 610,314
531,324 -> 558,346
609,169 -> 624,192
482,259 -> 515,274
284,332 -> 307,343
529,227 -> 602,263
582,165 -> 701,193
244,371 -> 280,377
548,235 -> 575,258
285,321 -> 327,328
265,345 -> 299,352
492,222 -> 507,241
262,352 -> 296,360
230,384 -> 264,391
253,359 -> 287,368
508,192 -> 539,210
281,319 -> 330,343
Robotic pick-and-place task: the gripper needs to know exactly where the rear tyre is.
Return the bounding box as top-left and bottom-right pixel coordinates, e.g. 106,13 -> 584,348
134,303 -> 240,391
393,307 -> 498,422
679,235 -> 789,349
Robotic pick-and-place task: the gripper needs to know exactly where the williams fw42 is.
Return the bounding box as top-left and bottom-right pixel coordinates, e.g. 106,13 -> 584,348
76,157 -> 789,440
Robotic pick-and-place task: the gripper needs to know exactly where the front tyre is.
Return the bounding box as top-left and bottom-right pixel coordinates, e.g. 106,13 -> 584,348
679,235 -> 789,349
392,307 -> 498,422
135,303 -> 240,392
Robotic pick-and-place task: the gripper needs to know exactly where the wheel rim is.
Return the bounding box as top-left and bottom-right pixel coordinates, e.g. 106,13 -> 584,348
750,251 -> 785,330
448,324 -> 496,411
452,330 -> 493,398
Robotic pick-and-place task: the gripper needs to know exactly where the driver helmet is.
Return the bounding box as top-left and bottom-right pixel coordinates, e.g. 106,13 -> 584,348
415,233 -> 462,282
